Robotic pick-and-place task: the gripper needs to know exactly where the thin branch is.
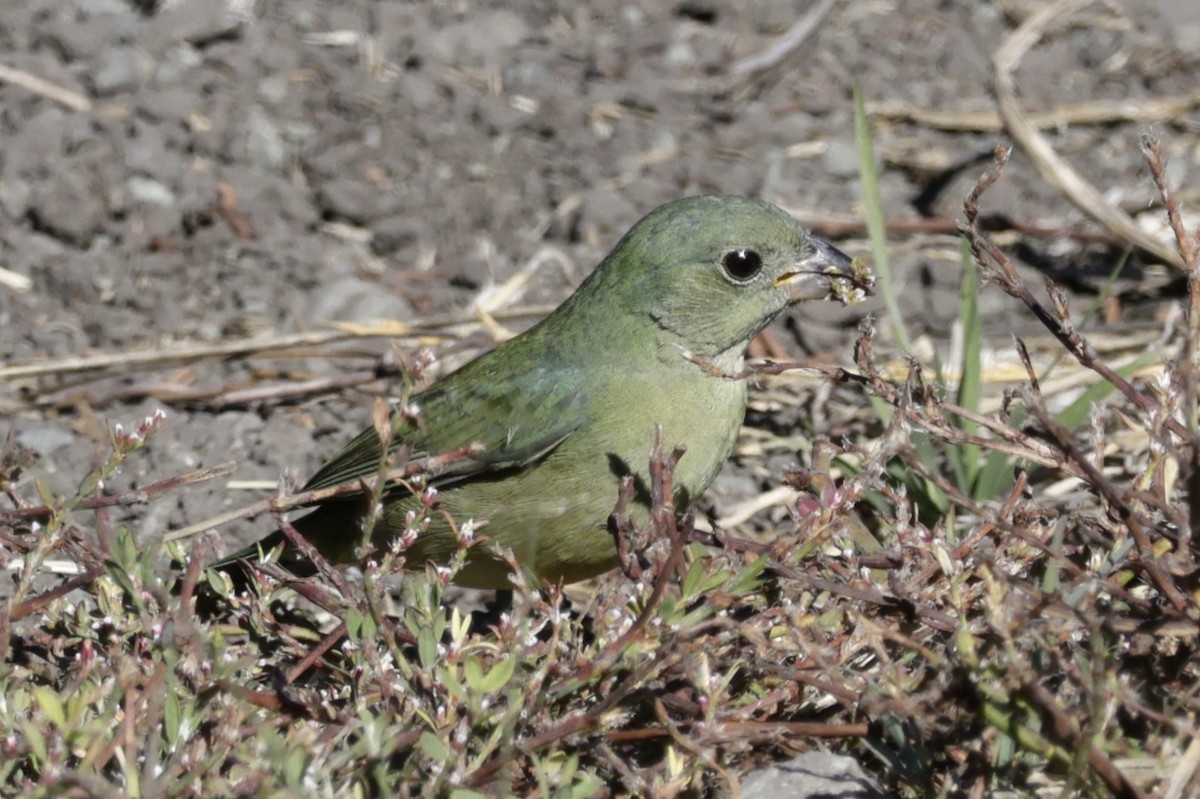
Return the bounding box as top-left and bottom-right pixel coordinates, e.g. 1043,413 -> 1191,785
162,443 -> 483,542
0,305 -> 557,381
0,61 -> 95,112
728,0 -> 839,78
868,88 -> 1200,132
959,145 -> 1192,444
992,0 -> 1184,269
0,462 -> 237,524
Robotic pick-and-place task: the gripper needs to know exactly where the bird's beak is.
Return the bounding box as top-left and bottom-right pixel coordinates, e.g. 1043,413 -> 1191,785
774,237 -> 874,305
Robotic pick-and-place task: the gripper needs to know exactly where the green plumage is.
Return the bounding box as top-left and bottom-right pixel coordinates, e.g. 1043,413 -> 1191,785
217,195 -> 860,588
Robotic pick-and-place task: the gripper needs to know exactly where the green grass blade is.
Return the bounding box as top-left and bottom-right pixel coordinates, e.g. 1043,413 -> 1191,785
1056,352 -> 1157,431
853,81 -> 909,353
957,239 -> 984,493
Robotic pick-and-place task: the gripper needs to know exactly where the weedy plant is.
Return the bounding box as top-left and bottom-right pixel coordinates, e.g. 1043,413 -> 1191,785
809,124 -> 1199,796
2,130 -> 1198,797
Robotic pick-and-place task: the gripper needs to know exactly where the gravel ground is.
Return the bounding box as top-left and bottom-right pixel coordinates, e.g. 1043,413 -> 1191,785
2,0 -> 1198,601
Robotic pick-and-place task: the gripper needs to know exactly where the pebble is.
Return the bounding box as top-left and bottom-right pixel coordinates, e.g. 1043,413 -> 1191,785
308,276 -> 413,324
740,752 -> 884,799
16,426 -> 79,456
92,46 -> 152,96
126,176 -> 176,207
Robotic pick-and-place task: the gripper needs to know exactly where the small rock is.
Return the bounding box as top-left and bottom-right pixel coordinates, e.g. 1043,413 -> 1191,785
317,179 -> 393,225
127,203 -> 183,246
257,74 -> 289,106
136,83 -> 201,124
0,178 -> 32,219
665,40 -> 696,68
91,46 -> 152,96
243,107 -> 286,170
16,426 -> 79,456
423,10 -> 528,68
126,176 -> 176,207
369,215 -> 421,256
137,500 -> 178,542
1173,23 -> 1200,51
740,752 -> 885,799
154,43 -> 204,84
309,276 -> 412,324
38,16 -> 122,62
147,0 -> 243,50
66,0 -> 126,13
821,139 -> 861,180
30,172 -> 107,248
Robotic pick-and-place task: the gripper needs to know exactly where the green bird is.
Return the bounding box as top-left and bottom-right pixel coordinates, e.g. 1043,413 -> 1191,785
218,195 -> 868,589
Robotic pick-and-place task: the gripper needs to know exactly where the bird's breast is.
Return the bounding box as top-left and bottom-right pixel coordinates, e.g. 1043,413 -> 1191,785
588,366 -> 748,499
428,366 -> 749,588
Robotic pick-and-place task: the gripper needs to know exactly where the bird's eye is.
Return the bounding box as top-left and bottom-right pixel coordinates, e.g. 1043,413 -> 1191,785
722,249 -> 763,281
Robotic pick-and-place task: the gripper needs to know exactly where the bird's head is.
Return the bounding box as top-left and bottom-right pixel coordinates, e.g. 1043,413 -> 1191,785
570,195 -> 870,366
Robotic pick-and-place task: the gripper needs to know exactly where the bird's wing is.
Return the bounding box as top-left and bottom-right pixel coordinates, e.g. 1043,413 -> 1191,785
302,360 -> 587,493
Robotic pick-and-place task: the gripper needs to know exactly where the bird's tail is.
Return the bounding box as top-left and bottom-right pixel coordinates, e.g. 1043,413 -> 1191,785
207,529 -> 287,575
201,528 -> 319,599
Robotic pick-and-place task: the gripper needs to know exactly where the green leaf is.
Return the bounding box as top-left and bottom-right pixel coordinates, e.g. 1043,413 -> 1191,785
115,526 -> 139,572
728,556 -> 768,595
32,686 -> 66,729
464,655 -> 516,695
104,561 -> 138,601
437,666 -> 466,704
570,777 -> 604,799
283,748 -> 307,785
22,721 -> 48,769
680,558 -> 706,600
34,476 -> 55,509
346,608 -> 378,641
868,394 -> 893,426
480,656 -> 515,693
419,731 -> 449,763
418,625 -> 439,670
76,468 -> 103,502
909,433 -> 948,514
463,657 -> 484,692
204,567 -> 232,598
972,449 -> 1015,503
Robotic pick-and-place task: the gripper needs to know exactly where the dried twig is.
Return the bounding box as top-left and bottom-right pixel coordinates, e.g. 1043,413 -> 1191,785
571,429 -> 688,684
1016,679 -> 1150,799
681,349 -> 1078,472
868,89 -> 1200,132
215,180 -> 253,239
1027,401 -> 1189,613
162,443 -> 483,542
789,209 -> 1129,247
1141,135 -> 1200,559
8,566 -> 106,622
284,620 -> 348,685
728,0 -> 839,79
0,305 -> 556,382
608,476 -> 642,581
0,61 -> 94,113
992,0 -> 1184,269
959,145 -> 1191,444
0,462 -> 237,525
